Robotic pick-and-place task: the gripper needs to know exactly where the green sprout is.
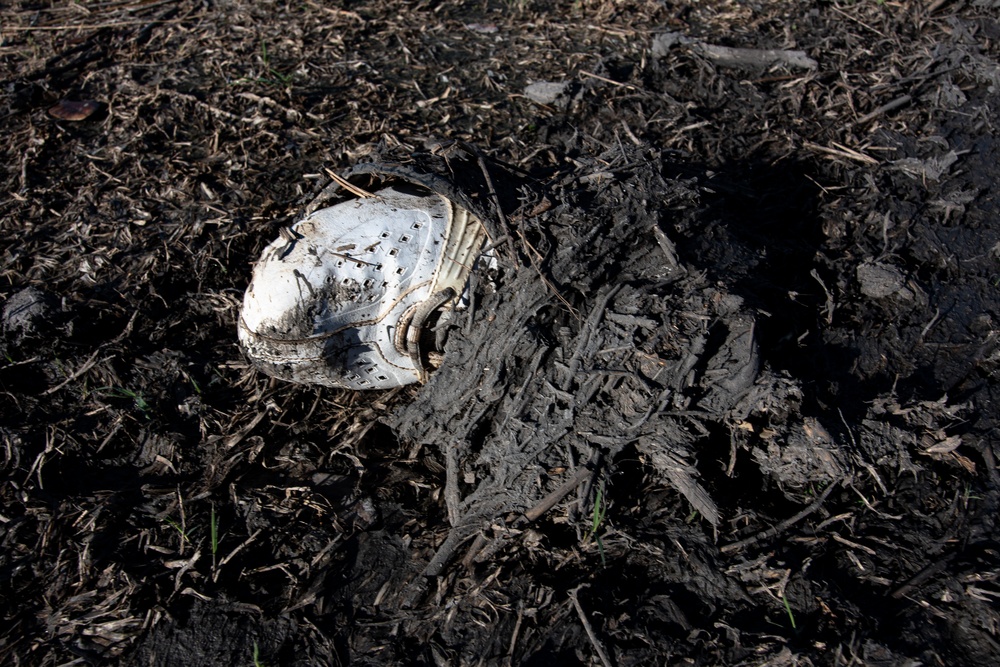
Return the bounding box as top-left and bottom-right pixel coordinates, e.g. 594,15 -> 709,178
782,593 -> 797,630
186,371 -> 201,395
257,40 -> 293,86
230,40 -> 294,87
210,505 -> 219,567
164,517 -> 190,546
588,485 -> 608,568
97,386 -> 151,416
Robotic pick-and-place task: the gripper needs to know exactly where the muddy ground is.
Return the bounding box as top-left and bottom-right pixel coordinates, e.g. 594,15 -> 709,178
2,0 -> 1000,665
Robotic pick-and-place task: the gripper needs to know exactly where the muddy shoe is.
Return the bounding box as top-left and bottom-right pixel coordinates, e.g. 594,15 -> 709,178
239,184 -> 487,389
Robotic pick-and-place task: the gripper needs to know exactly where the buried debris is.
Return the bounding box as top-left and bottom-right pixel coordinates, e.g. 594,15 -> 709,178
238,144 -> 524,389
242,143 -> 768,575
651,32 -> 818,70
386,169 -> 762,573
238,185 -> 487,389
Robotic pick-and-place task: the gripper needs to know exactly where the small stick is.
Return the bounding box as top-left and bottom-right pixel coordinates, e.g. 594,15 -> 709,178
3,19 -> 185,31
324,168 -> 376,198
516,228 -> 581,320
521,465 -> 594,523
303,0 -> 365,22
466,144 -> 507,243
830,5 -> 887,38
329,251 -> 379,267
891,552 -> 956,599
926,0 -> 954,12
853,94 -> 912,126
721,477 -> 843,553
802,141 -> 879,166
506,602 -> 525,660
460,533 -> 490,570
444,438 -> 462,526
423,526 -> 476,577
810,268 -> 836,325
580,70 -> 637,90
217,528 -> 264,569
695,44 -> 817,70
831,533 -> 877,556
42,350 -> 102,395
620,120 -> 642,146
461,464 -> 595,568
562,285 -> 621,391
569,586 -> 614,667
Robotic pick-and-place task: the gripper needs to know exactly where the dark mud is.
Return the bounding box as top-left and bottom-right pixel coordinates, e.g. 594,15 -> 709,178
2,1 -> 999,665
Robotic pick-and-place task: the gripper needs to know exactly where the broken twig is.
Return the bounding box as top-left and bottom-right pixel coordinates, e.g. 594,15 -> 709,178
721,477 -> 844,553
696,43 -> 818,70
569,586 -> 614,667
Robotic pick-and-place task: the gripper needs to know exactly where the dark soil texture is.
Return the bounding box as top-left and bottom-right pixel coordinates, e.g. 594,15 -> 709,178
3,1 -> 1000,665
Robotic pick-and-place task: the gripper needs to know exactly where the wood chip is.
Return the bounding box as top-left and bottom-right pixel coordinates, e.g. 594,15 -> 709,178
48,99 -> 101,121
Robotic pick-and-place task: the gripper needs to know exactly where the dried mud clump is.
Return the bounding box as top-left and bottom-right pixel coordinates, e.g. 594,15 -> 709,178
2,287 -> 57,347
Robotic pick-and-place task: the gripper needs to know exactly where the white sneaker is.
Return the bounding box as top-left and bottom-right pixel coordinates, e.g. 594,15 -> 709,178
239,185 -> 486,389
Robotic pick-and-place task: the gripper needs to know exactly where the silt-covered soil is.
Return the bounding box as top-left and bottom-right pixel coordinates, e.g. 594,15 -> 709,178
2,1 -> 999,665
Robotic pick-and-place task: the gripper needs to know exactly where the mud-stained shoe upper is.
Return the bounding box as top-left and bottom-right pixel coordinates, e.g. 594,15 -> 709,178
239,185 -> 486,389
